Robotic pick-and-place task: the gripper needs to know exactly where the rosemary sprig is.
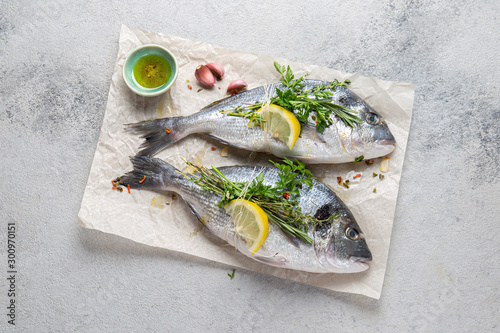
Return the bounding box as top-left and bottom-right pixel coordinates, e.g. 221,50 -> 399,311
179,158 -> 331,244
221,62 -> 362,134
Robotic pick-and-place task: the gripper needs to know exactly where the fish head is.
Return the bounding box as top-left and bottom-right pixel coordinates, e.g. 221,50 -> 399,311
314,204 -> 372,273
337,106 -> 396,160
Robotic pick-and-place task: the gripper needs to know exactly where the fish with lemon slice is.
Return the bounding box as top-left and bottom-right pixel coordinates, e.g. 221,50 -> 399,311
128,72 -> 396,163
117,156 -> 372,273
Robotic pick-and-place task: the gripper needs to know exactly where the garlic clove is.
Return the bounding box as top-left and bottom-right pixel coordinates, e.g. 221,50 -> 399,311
219,146 -> 229,157
205,62 -> 225,80
227,79 -> 247,94
195,65 -> 216,87
379,157 -> 390,173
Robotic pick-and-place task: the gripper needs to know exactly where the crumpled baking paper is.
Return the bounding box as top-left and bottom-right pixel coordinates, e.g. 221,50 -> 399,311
78,25 -> 415,299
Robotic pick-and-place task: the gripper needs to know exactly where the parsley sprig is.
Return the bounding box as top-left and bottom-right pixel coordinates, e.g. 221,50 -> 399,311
179,158 -> 332,244
222,62 -> 362,134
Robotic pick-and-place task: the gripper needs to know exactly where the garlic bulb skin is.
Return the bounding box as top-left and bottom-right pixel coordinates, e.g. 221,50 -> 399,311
195,65 -> 216,87
227,79 -> 247,93
205,62 -> 225,80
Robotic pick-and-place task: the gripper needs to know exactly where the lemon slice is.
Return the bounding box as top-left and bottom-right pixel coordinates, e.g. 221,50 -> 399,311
250,104 -> 301,149
224,199 -> 269,255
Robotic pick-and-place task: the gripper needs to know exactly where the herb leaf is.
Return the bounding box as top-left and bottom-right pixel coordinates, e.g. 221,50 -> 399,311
354,155 -> 365,163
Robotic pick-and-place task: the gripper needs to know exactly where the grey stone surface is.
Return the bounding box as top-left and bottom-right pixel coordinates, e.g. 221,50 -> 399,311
0,1 -> 498,332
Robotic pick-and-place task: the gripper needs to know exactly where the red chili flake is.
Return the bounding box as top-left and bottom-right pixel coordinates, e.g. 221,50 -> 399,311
337,176 -> 342,184
353,174 -> 362,179
127,184 -> 131,194
211,147 -> 216,151
112,186 -> 117,190
187,84 -> 192,90
282,192 -> 290,200
165,128 -> 171,134
365,159 -> 375,165
139,176 -> 146,183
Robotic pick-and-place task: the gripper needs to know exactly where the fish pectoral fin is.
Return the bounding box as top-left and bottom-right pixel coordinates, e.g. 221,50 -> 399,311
233,237 -> 288,267
302,122 -> 327,143
252,254 -> 288,268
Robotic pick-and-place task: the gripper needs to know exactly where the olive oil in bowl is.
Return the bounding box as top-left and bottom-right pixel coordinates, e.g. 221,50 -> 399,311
133,54 -> 172,89
123,44 -> 178,97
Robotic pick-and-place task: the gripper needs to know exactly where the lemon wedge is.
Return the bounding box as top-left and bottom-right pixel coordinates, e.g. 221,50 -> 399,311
224,199 -> 269,255
250,104 -> 301,150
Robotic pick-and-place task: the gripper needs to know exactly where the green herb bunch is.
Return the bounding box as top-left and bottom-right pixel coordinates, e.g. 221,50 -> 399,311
222,62 -> 362,134
180,158 -> 333,244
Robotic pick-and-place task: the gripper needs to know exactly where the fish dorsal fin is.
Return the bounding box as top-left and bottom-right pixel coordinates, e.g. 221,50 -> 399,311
200,98 -> 224,111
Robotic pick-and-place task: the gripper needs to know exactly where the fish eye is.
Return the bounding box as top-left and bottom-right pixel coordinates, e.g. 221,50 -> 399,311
345,227 -> 359,240
366,112 -> 380,125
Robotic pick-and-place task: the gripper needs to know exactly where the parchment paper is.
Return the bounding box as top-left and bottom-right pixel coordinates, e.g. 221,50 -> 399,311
78,25 -> 415,299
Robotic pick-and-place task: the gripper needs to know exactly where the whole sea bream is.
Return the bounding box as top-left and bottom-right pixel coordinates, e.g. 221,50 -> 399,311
119,156 -> 372,273
129,80 -> 396,163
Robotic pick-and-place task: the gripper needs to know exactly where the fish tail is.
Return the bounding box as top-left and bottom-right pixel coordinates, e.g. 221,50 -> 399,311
126,117 -> 187,156
118,156 -> 178,190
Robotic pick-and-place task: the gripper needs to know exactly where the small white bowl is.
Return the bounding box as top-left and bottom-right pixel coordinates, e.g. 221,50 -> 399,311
123,44 -> 178,97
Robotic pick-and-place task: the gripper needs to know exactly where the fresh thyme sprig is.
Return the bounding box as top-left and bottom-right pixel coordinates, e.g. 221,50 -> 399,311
221,62 -> 362,134
178,158 -> 333,244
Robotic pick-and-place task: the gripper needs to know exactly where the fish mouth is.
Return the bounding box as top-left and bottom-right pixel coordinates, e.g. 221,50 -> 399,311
362,138 -> 395,159
350,256 -> 372,263
340,256 -> 370,273
376,138 -> 396,146
323,253 -> 371,273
